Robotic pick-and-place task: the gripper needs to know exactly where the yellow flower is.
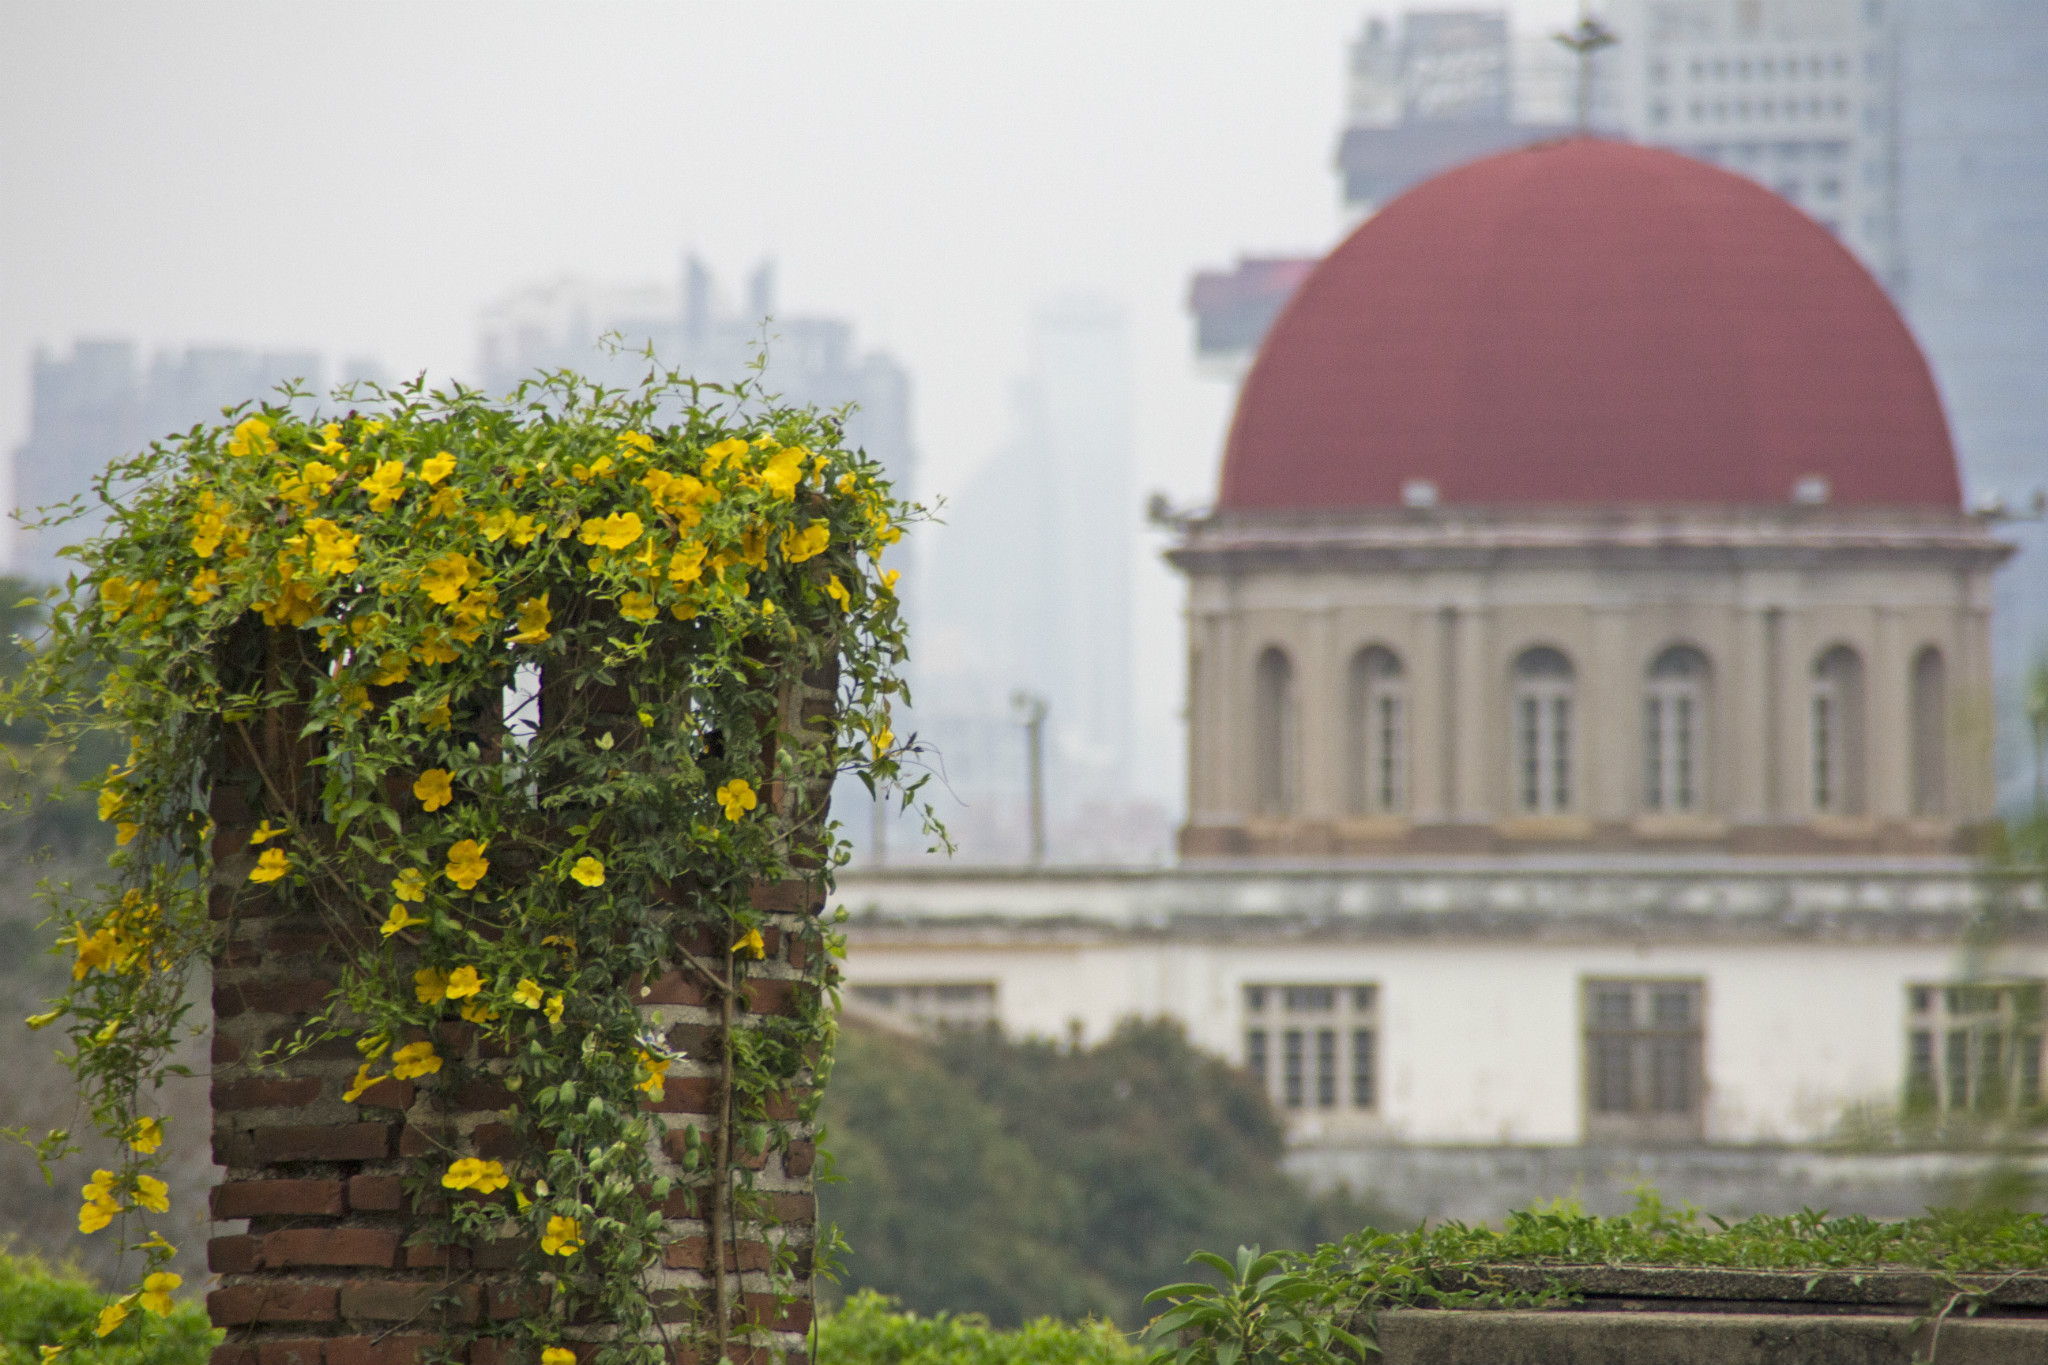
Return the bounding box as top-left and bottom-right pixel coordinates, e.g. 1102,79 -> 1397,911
441,1157 -> 510,1192
635,1050 -> 666,1099
26,1008 -> 62,1030
391,1040 -> 442,1079
540,1215 -> 584,1256
249,849 -> 289,884
571,453 -> 615,481
427,485 -> 465,519
134,1175 -> 169,1213
618,592 -> 656,624
445,965 -> 484,999
301,460 -> 341,495
414,967 -> 450,1003
703,437 -> 749,471
881,568 -> 902,595
618,430 -> 655,454
459,999 -> 498,1024
307,519 -> 361,576
421,553 -> 476,605
568,855 -> 606,887
512,593 -> 552,645
445,839 -> 489,890
413,768 -> 454,811
78,1189 -> 118,1233
579,511 -> 644,551
369,653 -> 410,687
542,1349 -> 576,1365
95,1303 -> 128,1337
190,496 -> 227,558
389,867 -> 427,903
359,459 -> 408,511
139,1272 -> 181,1316
762,446 -> 806,499
98,785 -> 124,823
129,1117 -> 163,1154
732,927 -> 766,959
308,423 -> 348,458
423,699 -> 453,730
227,417 -> 277,458
781,522 -> 830,563
667,542 -> 707,585
41,1345 -> 64,1362
342,1063 -> 382,1102
545,994 -> 564,1026
247,819 -> 281,845
99,576 -> 133,622
413,629 -> 460,665
357,1031 -> 393,1059
116,822 -> 140,846
715,779 -> 758,821
738,526 -> 769,570
870,727 -> 894,756
513,978 -> 544,1009
420,451 -> 457,485
379,905 -> 426,938
187,569 -> 222,604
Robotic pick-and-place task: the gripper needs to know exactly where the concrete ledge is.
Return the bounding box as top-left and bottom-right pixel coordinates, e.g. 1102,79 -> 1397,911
1452,1263 -> 2048,1313
1373,1308 -> 2043,1364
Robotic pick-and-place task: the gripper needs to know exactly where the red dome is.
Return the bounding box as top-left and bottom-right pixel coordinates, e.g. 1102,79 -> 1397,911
1219,139 -> 1960,510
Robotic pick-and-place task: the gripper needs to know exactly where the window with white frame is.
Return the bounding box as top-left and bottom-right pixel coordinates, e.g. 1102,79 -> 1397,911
1346,646 -> 1406,816
1584,979 -> 1704,1142
1243,983 -> 1378,1114
1513,647 -> 1575,814
1905,982 -> 2044,1117
1644,645 -> 1710,813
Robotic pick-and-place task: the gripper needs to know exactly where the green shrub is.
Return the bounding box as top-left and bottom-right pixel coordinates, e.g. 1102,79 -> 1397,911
0,1248 -> 216,1365
818,1290 -> 1139,1365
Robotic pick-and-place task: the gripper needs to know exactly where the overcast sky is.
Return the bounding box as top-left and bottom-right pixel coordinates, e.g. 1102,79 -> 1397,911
2,0 -> 1583,821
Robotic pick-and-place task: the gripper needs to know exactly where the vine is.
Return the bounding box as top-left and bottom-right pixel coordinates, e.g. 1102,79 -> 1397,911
6,363 -> 928,1362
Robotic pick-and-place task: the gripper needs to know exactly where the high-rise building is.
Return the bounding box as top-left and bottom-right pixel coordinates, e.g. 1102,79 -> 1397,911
475,257 -> 915,500
916,298 -> 1151,862
9,342 -> 325,584
1893,0 -> 2048,805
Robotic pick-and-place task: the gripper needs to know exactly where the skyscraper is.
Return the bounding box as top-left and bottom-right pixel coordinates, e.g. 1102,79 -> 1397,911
9,342 -> 324,584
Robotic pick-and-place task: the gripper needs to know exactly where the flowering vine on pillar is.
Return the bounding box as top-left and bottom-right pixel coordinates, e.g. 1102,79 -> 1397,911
7,366 -> 926,1365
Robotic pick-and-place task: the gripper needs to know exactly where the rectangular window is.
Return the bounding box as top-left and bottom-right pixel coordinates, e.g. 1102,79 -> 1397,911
1907,981 -> 2045,1118
1243,982 -> 1379,1117
1584,979 -> 1705,1141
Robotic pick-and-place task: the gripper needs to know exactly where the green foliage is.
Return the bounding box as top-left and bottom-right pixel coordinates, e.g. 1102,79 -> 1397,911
0,1248 -> 215,1365
3,366 -> 926,1363
822,1020 -> 1397,1327
0,577 -> 121,853
818,1290 -> 1137,1365
1145,1189 -> 2048,1361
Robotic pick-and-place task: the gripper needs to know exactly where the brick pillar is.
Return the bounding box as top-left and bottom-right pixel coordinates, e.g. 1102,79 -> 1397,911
206,628 -> 829,1365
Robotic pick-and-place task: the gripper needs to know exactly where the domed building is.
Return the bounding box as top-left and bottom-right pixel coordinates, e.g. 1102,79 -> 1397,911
1175,138 -> 2007,859
834,141 -> 2043,1218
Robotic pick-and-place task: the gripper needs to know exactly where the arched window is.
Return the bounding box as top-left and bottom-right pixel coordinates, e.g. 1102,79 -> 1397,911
1644,645 -> 1711,813
1346,646 -> 1406,815
1911,645 -> 1946,818
1254,646 -> 1297,817
1811,644 -> 1866,815
1513,647 -> 1575,814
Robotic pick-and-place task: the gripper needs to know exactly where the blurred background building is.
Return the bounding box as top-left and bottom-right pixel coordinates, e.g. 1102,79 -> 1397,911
7,343 -> 339,583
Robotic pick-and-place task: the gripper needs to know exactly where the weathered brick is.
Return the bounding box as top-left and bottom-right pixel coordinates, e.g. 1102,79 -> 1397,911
207,1282 -> 340,1325
213,978 -> 336,1019
262,1227 -> 400,1269
323,1335 -> 442,1365
354,1076 -> 414,1109
741,1293 -> 811,1332
211,1344 -> 256,1365
402,1240 -> 468,1269
763,1090 -> 803,1121
346,1174 -> 405,1211
212,1076 -> 324,1110
471,1237 -> 527,1270
452,1078 -> 515,1112
255,1340 -> 325,1365
641,970 -> 707,1006
213,1179 -> 346,1219
783,1140 -> 815,1178
646,1076 -> 719,1116
749,880 -> 822,914
251,1123 -> 395,1163
663,1237 -> 773,1272
208,1235 -> 261,1273
472,1123 -> 519,1159
336,1279 -> 479,1323
742,978 -> 804,1015
771,1192 -> 816,1223
212,1033 -> 243,1064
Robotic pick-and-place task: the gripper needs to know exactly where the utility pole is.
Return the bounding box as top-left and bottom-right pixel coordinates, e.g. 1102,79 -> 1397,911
1013,691 -> 1048,865
1554,4 -> 1618,135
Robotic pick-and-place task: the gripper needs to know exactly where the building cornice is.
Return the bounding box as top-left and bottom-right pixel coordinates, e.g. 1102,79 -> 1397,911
1165,505 -> 2015,577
